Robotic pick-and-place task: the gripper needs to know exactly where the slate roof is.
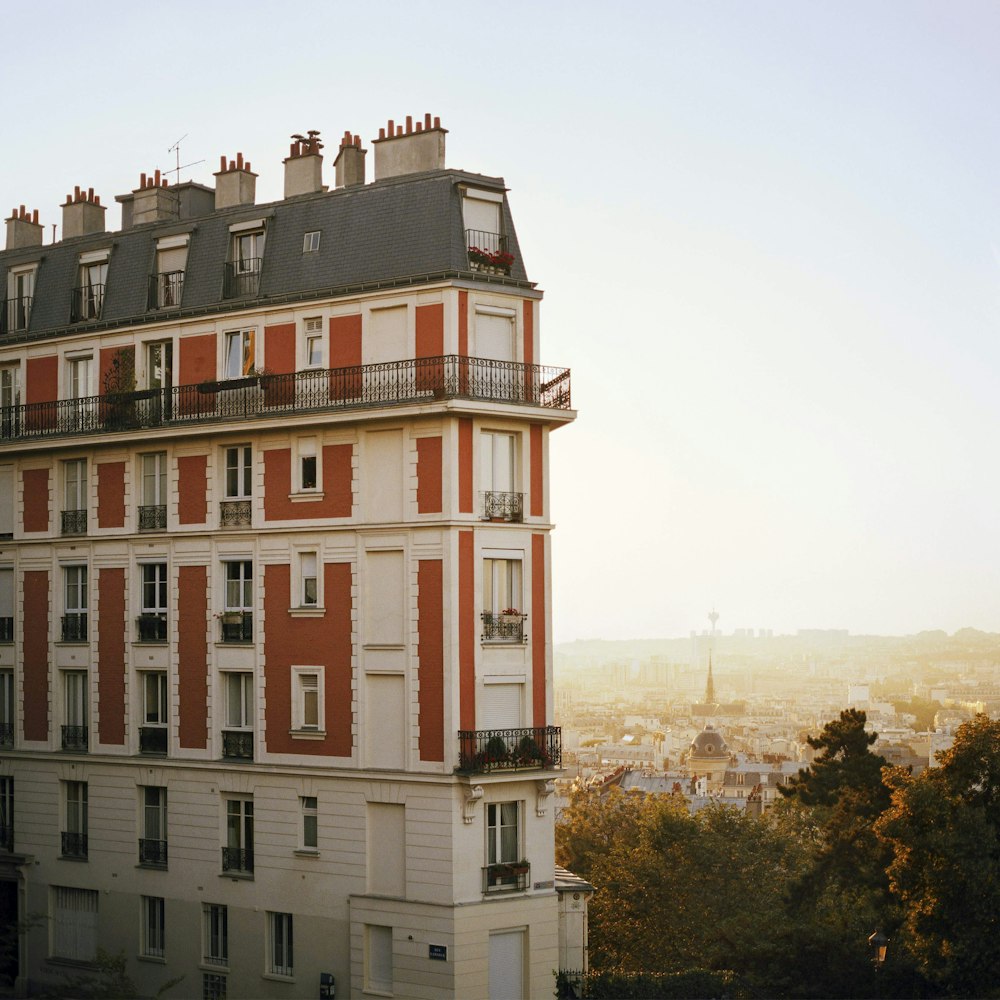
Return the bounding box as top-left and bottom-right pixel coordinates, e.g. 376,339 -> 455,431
1,169 -> 530,343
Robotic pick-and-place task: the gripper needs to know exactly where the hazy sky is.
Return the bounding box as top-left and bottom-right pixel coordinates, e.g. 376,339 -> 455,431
4,2 -> 999,641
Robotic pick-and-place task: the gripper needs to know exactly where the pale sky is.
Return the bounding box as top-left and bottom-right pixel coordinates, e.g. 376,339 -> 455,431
4,1 -> 999,641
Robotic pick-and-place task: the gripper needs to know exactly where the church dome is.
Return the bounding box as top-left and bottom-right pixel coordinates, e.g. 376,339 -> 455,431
688,724 -> 729,759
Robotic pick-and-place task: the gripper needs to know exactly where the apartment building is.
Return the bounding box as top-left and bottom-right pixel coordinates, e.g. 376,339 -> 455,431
0,114 -> 574,999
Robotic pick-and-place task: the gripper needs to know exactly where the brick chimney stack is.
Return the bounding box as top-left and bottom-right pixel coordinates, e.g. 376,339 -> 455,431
334,132 -> 366,188
284,131 -> 325,198
372,113 -> 447,181
62,187 -> 106,240
131,169 -> 179,226
5,206 -> 43,250
214,152 -> 257,210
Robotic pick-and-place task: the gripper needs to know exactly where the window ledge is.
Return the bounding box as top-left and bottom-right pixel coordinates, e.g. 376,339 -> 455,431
54,641 -> 89,647
135,863 -> 168,871
263,973 -> 296,984
288,491 -> 324,503
289,607 -> 325,618
138,955 -> 166,965
58,855 -> 88,863
46,957 -> 98,970
219,871 -> 254,881
294,848 -> 320,857
289,729 -> 326,740
199,962 -> 230,974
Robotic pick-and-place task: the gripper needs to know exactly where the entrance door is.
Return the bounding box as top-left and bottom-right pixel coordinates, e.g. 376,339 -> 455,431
0,879 -> 18,986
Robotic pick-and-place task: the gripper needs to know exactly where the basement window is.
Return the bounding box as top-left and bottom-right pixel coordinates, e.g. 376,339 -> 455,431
303,231 -> 321,253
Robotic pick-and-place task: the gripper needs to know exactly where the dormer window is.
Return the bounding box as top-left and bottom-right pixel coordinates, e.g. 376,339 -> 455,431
462,188 -> 511,275
148,235 -> 189,309
4,265 -> 36,333
224,220 -> 265,298
71,250 -> 109,322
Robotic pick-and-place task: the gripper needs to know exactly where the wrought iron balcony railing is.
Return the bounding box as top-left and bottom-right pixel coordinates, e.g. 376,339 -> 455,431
0,618 -> 12,643
223,259 -> 262,298
220,500 -> 251,528
61,614 -> 88,642
481,611 -> 527,643
61,831 -> 88,859
61,509 -> 87,535
147,270 -> 185,310
138,504 -> 167,531
0,824 -> 11,852
457,726 -> 562,774
137,614 -> 167,643
222,730 -> 254,759
0,356 -> 570,443
61,725 -> 88,751
2,295 -> 32,333
139,725 -> 168,754
0,723 -> 12,748
483,861 -> 530,893
465,229 -> 511,274
138,838 -> 168,867
221,845 -> 254,874
71,284 -> 105,322
481,491 -> 523,522
219,613 -> 253,644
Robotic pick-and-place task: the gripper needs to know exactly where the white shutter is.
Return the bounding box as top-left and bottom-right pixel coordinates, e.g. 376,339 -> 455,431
367,307 -> 407,365
482,684 -> 521,729
54,887 -> 98,961
157,245 -> 187,273
475,313 -> 513,361
463,197 -> 500,235
0,570 -> 12,617
489,930 -> 525,1000
367,925 -> 393,993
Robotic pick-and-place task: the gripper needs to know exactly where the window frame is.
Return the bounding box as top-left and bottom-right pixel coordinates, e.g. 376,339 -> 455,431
486,800 -> 520,866
64,565 -> 88,615
67,354 -> 94,399
141,452 -> 167,507
223,329 -> 256,380
140,563 -> 168,615
302,231 -> 321,253
64,670 -> 88,728
203,903 -> 229,967
63,458 -> 87,512
483,557 -> 522,616
267,911 -> 294,978
141,672 -> 169,727
223,445 -> 252,499
291,666 -> 324,736
142,785 -> 167,842
51,886 -> 98,962
223,673 -> 254,730
223,560 -> 253,613
303,317 -> 324,368
300,796 -> 318,851
141,895 -> 165,959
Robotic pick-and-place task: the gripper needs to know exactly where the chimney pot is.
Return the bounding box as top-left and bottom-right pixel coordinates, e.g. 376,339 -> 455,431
32,209 -> 38,224
416,122 -> 423,132
154,169 -> 160,186
236,152 -> 244,169
379,127 -> 386,140
219,155 -> 227,172
74,185 -> 81,201
354,134 -> 361,147
434,116 -> 441,128
18,204 -> 25,218
388,119 -> 395,135
406,115 -> 413,133
140,173 -> 147,188
424,113 -> 432,129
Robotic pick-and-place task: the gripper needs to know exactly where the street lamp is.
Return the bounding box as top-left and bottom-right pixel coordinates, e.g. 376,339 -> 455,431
868,929 -> 889,969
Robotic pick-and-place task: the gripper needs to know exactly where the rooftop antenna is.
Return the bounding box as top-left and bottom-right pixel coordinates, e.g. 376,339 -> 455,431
165,134 -> 205,184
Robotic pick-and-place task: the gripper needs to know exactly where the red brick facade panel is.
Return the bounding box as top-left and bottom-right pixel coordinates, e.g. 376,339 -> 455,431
459,530 -> 475,731
22,468 -> 49,533
416,437 -> 442,514
97,462 -> 126,528
22,570 -> 49,742
458,418 -> 473,514
177,565 -> 208,749
532,534 -> 546,726
530,424 -> 543,518
417,559 -> 444,761
177,455 -> 208,525
523,299 -> 534,367
97,568 -> 126,744
25,355 -> 57,431
263,444 -> 353,520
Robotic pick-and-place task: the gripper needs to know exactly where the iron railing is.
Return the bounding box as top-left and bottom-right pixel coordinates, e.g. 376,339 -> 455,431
457,726 -> 562,774
481,611 -> 527,643
223,259 -> 262,298
0,618 -> 12,643
219,613 -> 252,643
482,861 -> 530,893
137,614 -> 167,643
139,726 -> 168,754
222,730 -> 253,759
465,229 -> 511,273
482,491 -> 524,522
220,500 -> 251,528
61,509 -> 87,535
71,284 -> 105,322
61,614 -> 88,642
138,504 -> 167,531
221,846 -> 253,874
202,973 -> 228,999
147,271 -> 185,310
138,837 -> 168,867
61,831 -> 88,858
61,725 -> 88,751
2,295 -> 32,333
0,723 -> 12,748
0,824 -> 11,852
0,356 -> 571,443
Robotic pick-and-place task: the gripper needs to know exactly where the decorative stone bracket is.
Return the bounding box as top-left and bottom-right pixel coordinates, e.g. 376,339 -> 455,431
535,779 -> 555,817
463,784 -> 483,824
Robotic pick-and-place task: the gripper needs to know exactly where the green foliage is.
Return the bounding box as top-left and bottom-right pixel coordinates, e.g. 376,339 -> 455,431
557,967 -> 758,998
37,949 -> 183,1000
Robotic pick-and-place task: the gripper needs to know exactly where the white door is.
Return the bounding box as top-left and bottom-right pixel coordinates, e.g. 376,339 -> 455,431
489,929 -> 525,1000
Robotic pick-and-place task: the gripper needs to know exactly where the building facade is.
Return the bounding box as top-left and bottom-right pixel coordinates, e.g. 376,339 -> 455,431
0,115 -> 573,998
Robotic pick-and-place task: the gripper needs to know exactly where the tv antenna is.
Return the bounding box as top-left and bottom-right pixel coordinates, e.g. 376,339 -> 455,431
165,135 -> 205,184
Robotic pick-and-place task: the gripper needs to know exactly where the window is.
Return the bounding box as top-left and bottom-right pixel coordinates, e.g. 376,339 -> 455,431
487,802 -> 519,866
68,355 -> 93,399
203,903 -> 228,966
482,557 -> 525,642
139,786 -> 168,866
303,317 -> 323,368
292,668 -> 323,734
224,330 -> 256,380
222,798 -> 253,874
141,896 -> 165,959
267,912 -> 293,977
225,229 -> 265,298
0,671 -> 12,747
299,553 -> 318,607
62,459 -> 87,535
0,776 -> 13,850
203,973 -> 228,1000
221,562 -> 253,642
63,566 -> 88,642
0,367 -> 20,438
152,237 -> 188,309
5,266 -> 34,331
301,797 -> 318,850
222,673 -> 254,759
0,567 -> 12,644
139,673 -> 168,754
224,446 -> 252,499
139,452 -> 167,531
481,431 -> 521,521
303,231 -> 321,253
75,257 -> 108,321
52,887 -> 98,961
365,925 -> 393,994
63,671 -> 88,750
139,564 -> 168,642
300,451 -> 317,491
62,780 -> 88,859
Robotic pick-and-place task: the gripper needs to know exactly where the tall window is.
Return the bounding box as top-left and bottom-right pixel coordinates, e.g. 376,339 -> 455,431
224,674 -> 253,730
268,912 -> 293,977
481,431 -> 521,521
224,446 -> 252,499
52,887 -> 98,961
224,330 -> 255,379
63,566 -> 88,642
203,904 -> 228,966
0,366 -> 20,438
0,671 -> 12,746
140,786 -> 167,867
299,553 -> 318,607
292,669 -> 323,734
303,317 -> 323,368
63,671 -> 88,751
297,439 -> 318,492
139,564 -> 168,642
224,561 -> 253,613
68,356 -> 93,399
0,777 -> 13,850
62,780 -> 88,859
222,798 -> 253,874
301,797 -> 318,850
140,452 -> 167,531
62,459 -> 87,535
482,558 -> 525,640
365,925 -> 393,994
141,896 -> 165,958
78,259 -> 108,320
233,231 -> 264,273
139,673 -> 168,756
0,567 -> 12,644
6,267 -> 34,331
486,802 -> 519,866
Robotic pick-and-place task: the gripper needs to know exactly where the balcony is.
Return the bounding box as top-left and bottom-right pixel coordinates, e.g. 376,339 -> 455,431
61,725 -> 88,752
457,726 -> 562,774
222,730 -> 253,760
61,509 -> 87,535
61,831 -> 88,859
223,259 -> 262,299
138,838 -> 168,867
219,612 -> 252,644
219,500 -> 251,528
0,356 -> 571,443
147,270 -> 185,310
0,723 -> 11,749
0,618 -> 12,644
138,504 -> 167,531
1,295 -> 32,333
136,614 -> 167,643
61,614 -> 88,643
482,491 -> 523,522
465,229 -> 512,275
139,726 -> 168,755
221,845 -> 254,874
481,611 -> 527,643
483,861 -> 530,894
70,284 -> 105,322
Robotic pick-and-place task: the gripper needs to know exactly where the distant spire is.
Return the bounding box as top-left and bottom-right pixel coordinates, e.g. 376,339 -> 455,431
705,650 -> 716,706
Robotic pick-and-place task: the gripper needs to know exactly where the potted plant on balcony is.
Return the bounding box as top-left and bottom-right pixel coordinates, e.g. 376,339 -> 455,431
481,734 -> 511,769
102,348 -> 139,430
467,246 -> 514,276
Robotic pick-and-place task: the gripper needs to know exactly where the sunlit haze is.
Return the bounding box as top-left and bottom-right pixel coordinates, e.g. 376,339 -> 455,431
5,1 -> 998,641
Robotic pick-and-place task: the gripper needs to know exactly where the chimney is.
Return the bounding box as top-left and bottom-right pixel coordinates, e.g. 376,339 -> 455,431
284,131 -> 325,197
214,152 -> 257,210
334,131 -> 366,188
372,113 -> 447,181
61,186 -> 106,239
5,206 -> 43,250
130,169 -> 179,226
